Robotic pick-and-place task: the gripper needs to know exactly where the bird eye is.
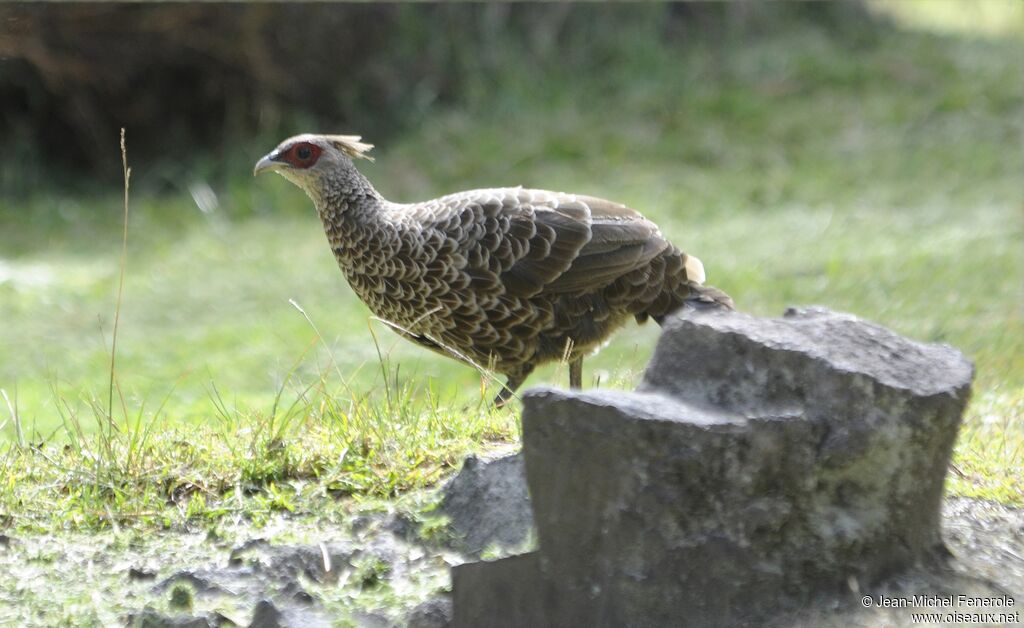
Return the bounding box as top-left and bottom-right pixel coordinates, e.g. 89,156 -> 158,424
284,142 -> 321,168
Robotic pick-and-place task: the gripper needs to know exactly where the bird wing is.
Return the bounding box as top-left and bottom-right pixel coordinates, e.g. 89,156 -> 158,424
499,190 -> 669,297
412,188 -> 671,299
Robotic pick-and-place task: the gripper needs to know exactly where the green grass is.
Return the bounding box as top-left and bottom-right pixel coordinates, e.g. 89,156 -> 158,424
0,384 -> 515,531
0,17 -> 1022,535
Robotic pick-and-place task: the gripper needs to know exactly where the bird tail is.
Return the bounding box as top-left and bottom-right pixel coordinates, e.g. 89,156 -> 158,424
645,250 -> 734,326
648,281 -> 734,326
680,282 -> 735,311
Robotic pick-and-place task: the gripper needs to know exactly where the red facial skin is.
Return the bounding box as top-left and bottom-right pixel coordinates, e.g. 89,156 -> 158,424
280,142 -> 322,169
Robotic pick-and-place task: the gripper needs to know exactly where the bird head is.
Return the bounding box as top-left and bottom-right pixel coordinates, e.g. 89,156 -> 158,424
254,134 -> 374,198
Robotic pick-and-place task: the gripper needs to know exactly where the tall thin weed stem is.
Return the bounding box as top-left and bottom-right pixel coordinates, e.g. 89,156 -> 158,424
108,129 -> 131,425
1,388 -> 23,448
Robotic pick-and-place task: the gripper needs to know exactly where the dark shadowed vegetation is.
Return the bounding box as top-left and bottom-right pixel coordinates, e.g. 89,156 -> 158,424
1,3 -> 873,185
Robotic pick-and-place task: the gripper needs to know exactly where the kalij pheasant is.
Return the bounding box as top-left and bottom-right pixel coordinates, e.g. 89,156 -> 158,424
255,134 -> 733,406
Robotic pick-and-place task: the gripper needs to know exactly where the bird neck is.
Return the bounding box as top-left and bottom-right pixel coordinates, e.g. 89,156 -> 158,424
313,164 -> 387,228
312,164 -> 402,268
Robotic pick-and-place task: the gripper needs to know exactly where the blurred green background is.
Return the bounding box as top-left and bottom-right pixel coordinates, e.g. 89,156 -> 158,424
0,1 -> 1021,455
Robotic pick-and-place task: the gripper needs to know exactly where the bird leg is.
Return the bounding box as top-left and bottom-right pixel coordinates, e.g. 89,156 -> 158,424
493,367 -> 533,408
569,358 -> 583,389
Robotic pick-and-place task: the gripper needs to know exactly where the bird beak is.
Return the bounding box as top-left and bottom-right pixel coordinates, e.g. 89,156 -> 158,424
253,152 -> 286,176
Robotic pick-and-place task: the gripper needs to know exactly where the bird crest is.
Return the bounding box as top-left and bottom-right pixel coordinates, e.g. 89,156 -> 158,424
325,135 -> 374,162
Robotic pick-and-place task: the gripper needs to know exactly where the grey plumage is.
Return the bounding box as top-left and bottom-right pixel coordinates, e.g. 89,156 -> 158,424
255,134 -> 733,405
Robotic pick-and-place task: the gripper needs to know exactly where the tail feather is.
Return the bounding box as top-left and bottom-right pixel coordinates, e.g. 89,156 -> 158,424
634,248 -> 734,326
681,281 -> 734,310
650,281 -> 734,326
